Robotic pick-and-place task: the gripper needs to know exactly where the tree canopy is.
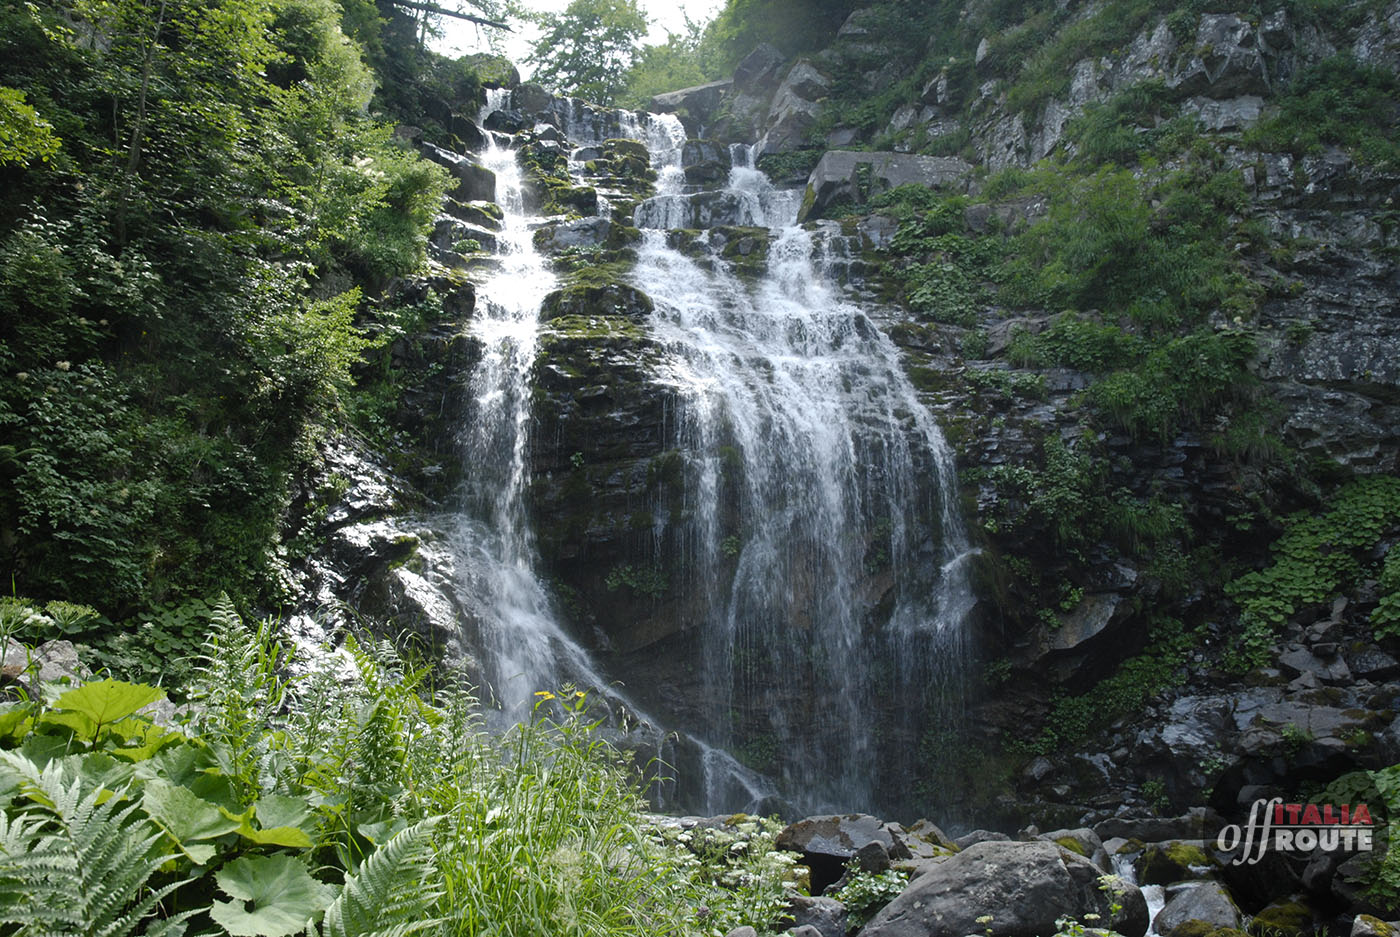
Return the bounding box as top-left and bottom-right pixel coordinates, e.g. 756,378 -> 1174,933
526,0 -> 648,105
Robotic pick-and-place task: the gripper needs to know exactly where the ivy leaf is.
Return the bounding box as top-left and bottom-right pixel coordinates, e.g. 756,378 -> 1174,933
210,854 -> 334,936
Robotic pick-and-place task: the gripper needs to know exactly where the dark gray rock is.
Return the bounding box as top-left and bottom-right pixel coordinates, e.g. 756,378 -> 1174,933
861,840 -> 1148,937
954,829 -> 1012,848
650,80 -> 731,123
799,151 -> 974,221
534,217 -> 616,251
733,43 -> 785,93
1154,881 -> 1243,937
789,895 -> 847,937
418,143 -> 497,203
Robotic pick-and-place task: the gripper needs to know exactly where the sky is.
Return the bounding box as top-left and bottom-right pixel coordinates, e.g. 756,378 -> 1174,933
430,0 -> 727,76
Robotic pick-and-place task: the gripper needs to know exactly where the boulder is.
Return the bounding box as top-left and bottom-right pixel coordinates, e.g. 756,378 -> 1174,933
418,143 -> 497,203
776,814 -> 912,893
1137,841 -> 1217,885
1250,896 -> 1317,937
1040,828 -> 1110,871
1352,915 -> 1399,937
789,895 -> 847,937
732,43 -> 785,93
798,151 -> 974,221
897,819 -> 958,858
650,80 -> 731,125
861,840 -> 1148,937
954,829 -> 1012,849
540,283 -> 654,322
533,217 -> 624,252
1154,882 -> 1243,937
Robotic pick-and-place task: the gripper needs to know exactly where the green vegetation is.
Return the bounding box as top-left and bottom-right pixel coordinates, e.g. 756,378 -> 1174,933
830,864 -> 910,928
0,0 -> 453,617
1225,476 -> 1400,669
1026,617 -> 1197,755
1246,54 -> 1400,171
0,598 -> 803,936
527,0 -> 649,106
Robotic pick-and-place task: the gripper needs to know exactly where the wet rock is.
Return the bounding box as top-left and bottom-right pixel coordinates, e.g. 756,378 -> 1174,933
1349,648 -> 1400,680
1251,895 -> 1317,937
861,840 -> 1148,937
418,143 -> 497,203
540,283 -> 654,322
1155,881 -> 1243,937
533,217 -> 626,251
650,80 -> 731,125
1137,841 -> 1218,885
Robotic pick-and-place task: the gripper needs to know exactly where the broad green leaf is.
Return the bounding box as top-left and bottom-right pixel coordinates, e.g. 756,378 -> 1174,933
38,707 -> 98,739
0,702 -> 33,740
210,854 -> 334,936
254,794 -> 314,832
107,718 -> 183,762
237,822 -> 314,849
143,778 -> 241,862
51,679 -> 165,737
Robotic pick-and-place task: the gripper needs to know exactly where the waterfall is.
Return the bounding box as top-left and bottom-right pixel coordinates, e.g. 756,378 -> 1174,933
451,91 -> 973,816
453,91 -> 778,811
630,118 -> 976,813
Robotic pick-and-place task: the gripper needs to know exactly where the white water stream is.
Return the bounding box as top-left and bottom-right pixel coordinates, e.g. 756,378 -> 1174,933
452,91 -> 974,814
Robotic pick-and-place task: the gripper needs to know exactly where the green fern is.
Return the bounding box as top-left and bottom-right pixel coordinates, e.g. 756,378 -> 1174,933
187,595 -> 292,802
0,754 -> 193,937
320,817 -> 443,937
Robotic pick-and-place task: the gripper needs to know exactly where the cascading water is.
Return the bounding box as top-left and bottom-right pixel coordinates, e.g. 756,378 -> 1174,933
453,91 -> 778,811
450,88 -> 575,712
630,117 -> 976,813
449,90 -> 973,815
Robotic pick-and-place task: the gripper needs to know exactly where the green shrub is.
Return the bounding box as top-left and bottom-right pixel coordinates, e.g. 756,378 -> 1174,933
1226,476 -> 1400,668
1245,55 -> 1400,171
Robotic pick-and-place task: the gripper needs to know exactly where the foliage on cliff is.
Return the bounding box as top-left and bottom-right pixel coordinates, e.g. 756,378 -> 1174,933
0,0 -> 453,620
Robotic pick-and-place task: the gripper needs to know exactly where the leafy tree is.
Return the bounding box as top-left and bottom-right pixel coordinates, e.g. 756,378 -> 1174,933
618,13 -> 728,108
0,87 -> 60,166
526,0 -> 648,105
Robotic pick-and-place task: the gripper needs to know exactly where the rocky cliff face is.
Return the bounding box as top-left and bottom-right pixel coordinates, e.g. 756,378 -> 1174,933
292,0 -> 1400,827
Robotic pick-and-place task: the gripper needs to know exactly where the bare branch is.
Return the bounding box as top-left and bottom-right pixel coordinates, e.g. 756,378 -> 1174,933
387,0 -> 512,31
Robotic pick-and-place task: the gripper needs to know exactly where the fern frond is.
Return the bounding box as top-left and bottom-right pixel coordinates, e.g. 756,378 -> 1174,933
320,816 -> 444,937
0,754 -> 185,937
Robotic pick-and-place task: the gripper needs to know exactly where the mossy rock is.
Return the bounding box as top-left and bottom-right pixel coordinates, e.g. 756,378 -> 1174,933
602,138 -> 650,163
543,184 -> 599,216
460,52 -> 518,89
1174,926 -> 1250,937
1248,897 -> 1314,937
538,313 -> 647,345
1055,836 -> 1089,856
1353,916 -> 1396,937
1138,841 -> 1216,885
450,200 -> 504,230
